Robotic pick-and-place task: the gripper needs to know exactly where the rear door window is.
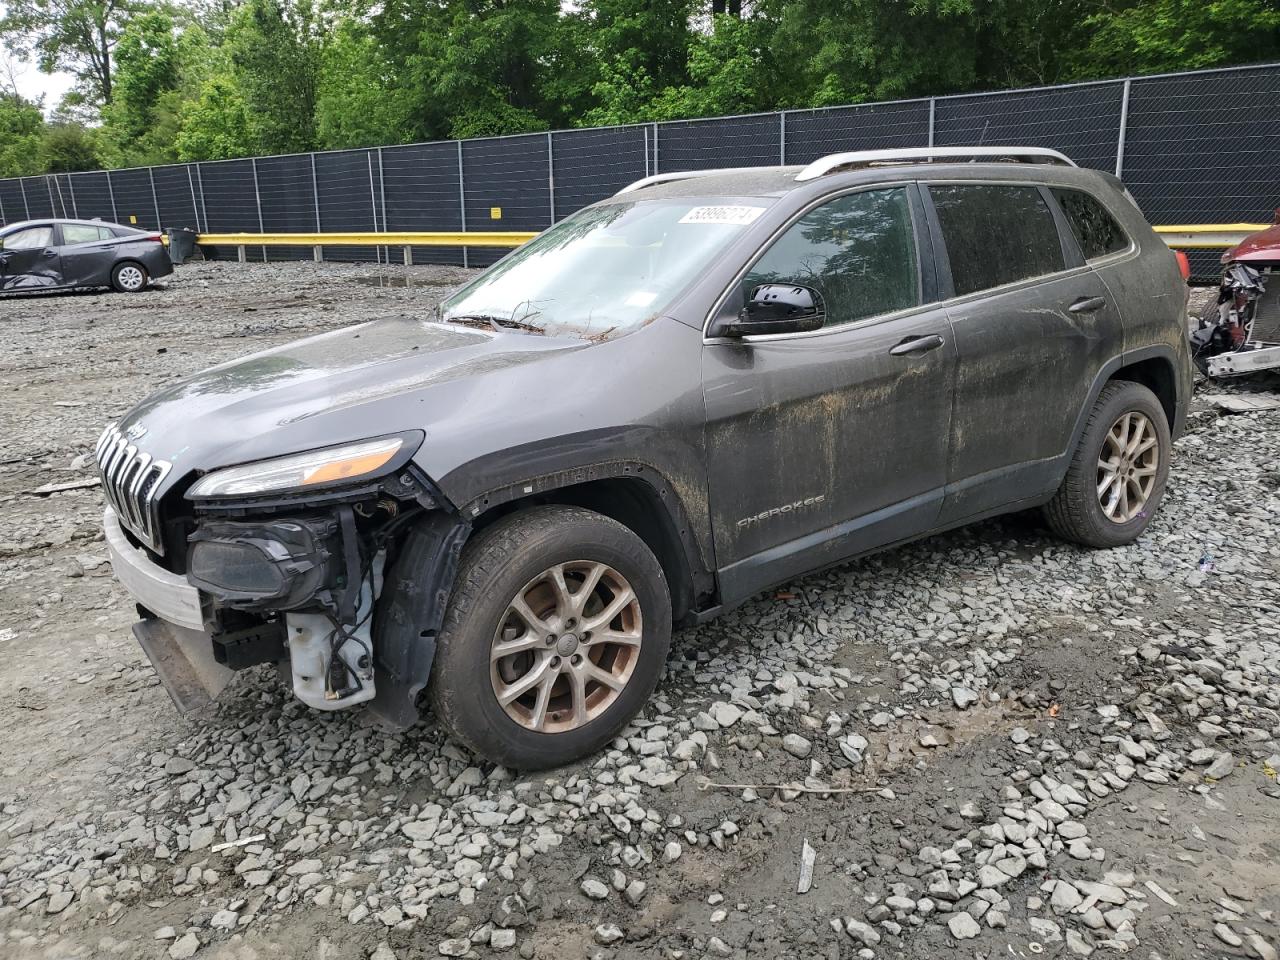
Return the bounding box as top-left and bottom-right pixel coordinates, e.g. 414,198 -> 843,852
61,224 -> 104,244
1050,188 -> 1129,260
929,184 -> 1065,296
741,187 -> 920,329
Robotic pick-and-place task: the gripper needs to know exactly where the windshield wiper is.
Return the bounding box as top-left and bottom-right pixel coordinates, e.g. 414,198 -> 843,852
442,313 -> 545,335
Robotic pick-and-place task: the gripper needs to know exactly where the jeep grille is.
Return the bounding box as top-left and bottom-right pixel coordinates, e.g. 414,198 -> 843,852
95,424 -> 172,554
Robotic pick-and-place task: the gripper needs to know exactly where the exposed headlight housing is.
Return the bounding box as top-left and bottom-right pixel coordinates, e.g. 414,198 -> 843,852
187,435 -> 416,499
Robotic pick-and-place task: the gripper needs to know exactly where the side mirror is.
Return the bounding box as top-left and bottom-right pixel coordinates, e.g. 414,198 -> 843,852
711,283 -> 825,338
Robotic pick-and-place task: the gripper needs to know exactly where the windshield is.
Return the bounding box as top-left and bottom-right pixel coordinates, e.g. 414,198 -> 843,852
439,198 -> 772,338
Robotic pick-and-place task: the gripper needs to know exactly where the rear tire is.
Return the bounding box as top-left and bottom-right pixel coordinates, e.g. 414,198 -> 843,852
1044,380 -> 1171,548
428,505 -> 672,770
111,261 -> 148,293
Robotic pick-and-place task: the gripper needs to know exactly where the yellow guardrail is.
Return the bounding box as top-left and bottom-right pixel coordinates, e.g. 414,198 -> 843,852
1152,223 -> 1269,250
192,223 -> 1271,264
198,231 -> 538,247
196,231 -> 539,264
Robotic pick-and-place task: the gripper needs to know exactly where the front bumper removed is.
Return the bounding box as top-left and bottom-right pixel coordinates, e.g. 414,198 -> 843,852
104,503 -> 469,732
105,507 -> 233,713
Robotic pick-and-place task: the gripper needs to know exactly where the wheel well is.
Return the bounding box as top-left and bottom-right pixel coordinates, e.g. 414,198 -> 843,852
471,477 -> 698,623
1109,358 -> 1176,430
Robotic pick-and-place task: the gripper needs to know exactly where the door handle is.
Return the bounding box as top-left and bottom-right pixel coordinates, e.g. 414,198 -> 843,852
889,334 -> 945,356
42,250 -> 57,258
1069,295 -> 1107,314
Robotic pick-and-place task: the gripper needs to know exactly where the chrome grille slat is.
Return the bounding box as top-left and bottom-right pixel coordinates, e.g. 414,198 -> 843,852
94,424 -> 173,555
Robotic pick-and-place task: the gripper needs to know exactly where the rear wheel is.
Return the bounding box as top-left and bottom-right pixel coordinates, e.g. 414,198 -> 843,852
429,505 -> 671,769
1044,380 -> 1171,548
111,261 -> 148,293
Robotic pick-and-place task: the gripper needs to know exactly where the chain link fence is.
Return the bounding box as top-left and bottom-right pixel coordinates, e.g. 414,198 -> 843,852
0,63 -> 1275,279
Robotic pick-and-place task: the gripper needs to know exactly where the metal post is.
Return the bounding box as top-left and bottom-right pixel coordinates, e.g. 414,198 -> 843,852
779,111 -> 787,164
147,168 -> 160,229
251,158 -> 265,262
106,171 -> 118,223
49,176 -> 64,217
0,189 -> 5,223
643,125 -> 650,178
194,165 -> 209,235
367,151 -> 379,265
310,154 -> 322,261
547,132 -> 556,224
377,147 -> 388,263
67,174 -> 78,218
18,178 -> 29,219
1115,79 -> 1132,178
652,122 -> 660,173
45,177 -> 56,216
457,140 -> 469,269
186,166 -> 200,231
928,98 -> 936,148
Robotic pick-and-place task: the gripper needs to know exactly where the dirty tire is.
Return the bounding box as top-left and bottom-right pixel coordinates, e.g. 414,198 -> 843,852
1044,380 -> 1171,548
110,261 -> 148,293
428,505 -> 671,770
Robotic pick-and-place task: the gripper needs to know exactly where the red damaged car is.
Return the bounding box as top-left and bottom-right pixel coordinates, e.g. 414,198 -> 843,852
1193,211 -> 1280,377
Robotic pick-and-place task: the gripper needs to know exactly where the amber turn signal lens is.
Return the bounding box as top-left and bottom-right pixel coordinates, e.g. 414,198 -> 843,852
303,448 -> 399,485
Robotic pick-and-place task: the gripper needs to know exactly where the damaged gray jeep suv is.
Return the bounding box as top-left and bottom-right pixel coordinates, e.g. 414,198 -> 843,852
98,147 -> 1190,769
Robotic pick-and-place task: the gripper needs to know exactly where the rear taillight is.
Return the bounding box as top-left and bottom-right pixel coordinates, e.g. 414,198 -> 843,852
146,232 -> 164,243
1174,250 -> 1191,281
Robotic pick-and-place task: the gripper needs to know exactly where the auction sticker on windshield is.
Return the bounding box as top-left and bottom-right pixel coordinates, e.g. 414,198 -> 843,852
678,205 -> 766,226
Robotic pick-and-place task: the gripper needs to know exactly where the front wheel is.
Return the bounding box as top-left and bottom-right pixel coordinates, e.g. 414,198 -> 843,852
1044,380 -> 1171,548
428,505 -> 672,770
111,261 -> 148,293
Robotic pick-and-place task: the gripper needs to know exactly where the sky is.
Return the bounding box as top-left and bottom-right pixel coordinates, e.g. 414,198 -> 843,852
4,54 -> 75,114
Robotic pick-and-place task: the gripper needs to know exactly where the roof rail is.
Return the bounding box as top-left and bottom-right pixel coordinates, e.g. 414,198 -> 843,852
795,147 -> 1076,181
614,166 -> 782,196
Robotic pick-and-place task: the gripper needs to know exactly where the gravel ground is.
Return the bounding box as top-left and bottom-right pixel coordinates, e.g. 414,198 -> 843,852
1,262 -> 1278,960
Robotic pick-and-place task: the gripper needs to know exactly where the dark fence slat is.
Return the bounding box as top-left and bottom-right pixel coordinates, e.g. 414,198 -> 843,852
933,82 -> 1126,173
784,101 -> 931,164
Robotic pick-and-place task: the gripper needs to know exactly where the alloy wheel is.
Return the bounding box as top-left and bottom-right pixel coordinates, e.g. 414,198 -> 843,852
489,561 -> 643,733
1097,410 -> 1160,523
116,265 -> 145,291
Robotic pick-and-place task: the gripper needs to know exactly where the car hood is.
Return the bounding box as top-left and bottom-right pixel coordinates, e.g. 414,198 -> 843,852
116,315 -> 588,482
1225,222 -> 1280,264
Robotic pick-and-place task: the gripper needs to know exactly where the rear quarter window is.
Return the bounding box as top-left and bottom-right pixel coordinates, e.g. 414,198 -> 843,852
929,184 -> 1065,296
1050,188 -> 1129,260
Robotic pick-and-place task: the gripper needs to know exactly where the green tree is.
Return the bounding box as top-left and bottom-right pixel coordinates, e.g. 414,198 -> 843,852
0,91 -> 44,176
649,12 -> 778,119
405,0 -> 561,140
1071,0 -> 1280,78
314,17 -> 413,149
37,120 -> 99,170
0,0 -> 137,105
225,0 -> 321,153
175,70 -> 252,160
98,10 -> 180,165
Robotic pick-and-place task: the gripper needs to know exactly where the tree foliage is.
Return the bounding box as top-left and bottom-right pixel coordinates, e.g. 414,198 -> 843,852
0,0 -> 1276,173
0,0 -> 133,105
0,90 -> 45,176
